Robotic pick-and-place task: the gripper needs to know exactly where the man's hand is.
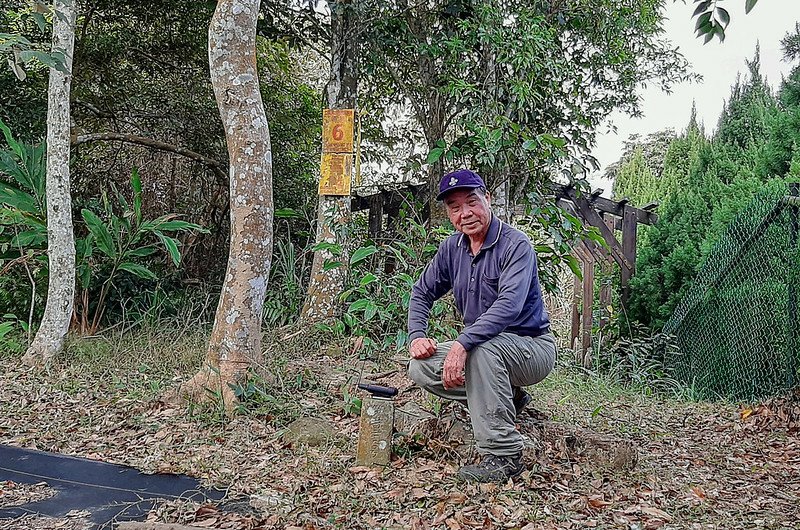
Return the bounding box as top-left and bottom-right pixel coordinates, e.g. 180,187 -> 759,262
442,341 -> 468,389
410,337 -> 437,359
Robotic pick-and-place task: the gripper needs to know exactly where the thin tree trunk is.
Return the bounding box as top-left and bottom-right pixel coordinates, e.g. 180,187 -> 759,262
22,0 -> 77,366
179,0 -> 273,410
301,0 -> 357,322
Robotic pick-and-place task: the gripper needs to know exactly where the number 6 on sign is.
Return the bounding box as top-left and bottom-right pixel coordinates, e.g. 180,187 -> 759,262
322,109 -> 354,153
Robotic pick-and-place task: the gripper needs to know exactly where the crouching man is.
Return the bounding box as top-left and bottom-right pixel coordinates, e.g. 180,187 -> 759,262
407,169 -> 556,482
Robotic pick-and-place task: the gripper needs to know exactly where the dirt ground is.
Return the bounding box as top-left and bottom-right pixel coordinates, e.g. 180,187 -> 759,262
1,333 -> 799,530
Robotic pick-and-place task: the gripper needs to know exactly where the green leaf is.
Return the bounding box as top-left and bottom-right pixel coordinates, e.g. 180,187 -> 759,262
426,147 -> 444,164
12,230 -> 46,247
364,301 -> 378,321
350,245 -> 378,265
359,272 -> 378,287
118,262 -> 158,280
322,259 -> 343,271
348,298 -> 370,312
78,262 -> 92,289
0,117 -> 24,160
704,24 -> 722,43
126,246 -> 157,258
31,12 -> 47,33
81,209 -> 116,258
0,184 -> 39,214
145,216 -> 204,233
540,133 -> 566,148
275,207 -> 301,218
692,1 -> 711,17
18,49 -> 56,68
714,7 -> 730,28
694,12 -> 712,32
312,241 -> 341,254
155,232 -> 181,267
565,254 -> 582,280
745,0 -> 758,14
131,168 -> 142,225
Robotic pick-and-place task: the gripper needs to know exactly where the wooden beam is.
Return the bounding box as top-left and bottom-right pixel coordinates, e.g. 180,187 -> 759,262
367,193 -> 383,238
620,205 -> 638,309
565,188 -> 633,271
580,243 -> 595,368
558,198 -> 615,266
351,184 -> 426,212
599,214 -> 614,330
549,183 -> 658,225
570,253 -> 581,351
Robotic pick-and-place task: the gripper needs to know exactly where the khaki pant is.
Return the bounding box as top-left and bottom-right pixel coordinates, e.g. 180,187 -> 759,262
408,332 -> 556,456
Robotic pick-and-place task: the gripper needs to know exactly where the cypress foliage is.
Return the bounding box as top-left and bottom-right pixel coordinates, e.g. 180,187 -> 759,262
618,38 -> 800,329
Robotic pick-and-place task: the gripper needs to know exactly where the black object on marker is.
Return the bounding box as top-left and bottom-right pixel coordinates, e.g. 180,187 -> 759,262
357,383 -> 398,398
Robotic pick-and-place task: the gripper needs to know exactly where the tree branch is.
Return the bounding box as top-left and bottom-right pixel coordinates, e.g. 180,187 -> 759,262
72,132 -> 227,185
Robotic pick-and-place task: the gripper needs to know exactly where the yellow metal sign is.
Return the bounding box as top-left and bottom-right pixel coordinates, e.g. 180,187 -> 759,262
322,109 -> 354,153
319,153 -> 352,196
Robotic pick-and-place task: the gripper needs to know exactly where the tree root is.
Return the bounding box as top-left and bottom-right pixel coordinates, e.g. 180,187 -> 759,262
168,365 -> 241,415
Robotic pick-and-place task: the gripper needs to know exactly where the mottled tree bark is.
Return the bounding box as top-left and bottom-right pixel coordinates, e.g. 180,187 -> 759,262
301,0 -> 358,323
179,0 -> 273,409
22,0 -> 77,366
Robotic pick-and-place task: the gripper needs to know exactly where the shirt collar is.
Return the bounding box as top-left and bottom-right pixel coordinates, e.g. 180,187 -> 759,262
458,214 -> 502,253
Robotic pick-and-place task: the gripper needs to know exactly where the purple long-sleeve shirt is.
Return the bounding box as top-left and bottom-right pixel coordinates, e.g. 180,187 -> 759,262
408,215 -> 550,351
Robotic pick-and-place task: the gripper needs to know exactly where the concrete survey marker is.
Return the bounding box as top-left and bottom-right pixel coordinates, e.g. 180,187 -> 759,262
0,444 -> 222,529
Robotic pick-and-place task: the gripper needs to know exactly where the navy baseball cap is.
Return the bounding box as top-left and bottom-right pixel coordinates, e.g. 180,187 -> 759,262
436,169 -> 486,201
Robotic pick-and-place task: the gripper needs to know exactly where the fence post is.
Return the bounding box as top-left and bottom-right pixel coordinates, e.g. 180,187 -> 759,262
789,183 -> 799,389
580,244 -> 595,368
621,205 -> 638,309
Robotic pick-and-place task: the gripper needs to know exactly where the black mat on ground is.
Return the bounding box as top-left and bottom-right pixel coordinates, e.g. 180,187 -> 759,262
0,444 -> 223,529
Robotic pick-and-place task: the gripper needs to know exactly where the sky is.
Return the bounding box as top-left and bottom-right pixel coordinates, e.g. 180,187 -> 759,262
588,0 -> 800,193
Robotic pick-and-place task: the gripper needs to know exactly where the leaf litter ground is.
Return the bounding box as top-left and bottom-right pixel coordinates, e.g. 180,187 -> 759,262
0,328 -> 798,530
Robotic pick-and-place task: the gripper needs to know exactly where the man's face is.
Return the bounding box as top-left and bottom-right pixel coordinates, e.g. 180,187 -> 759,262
443,188 -> 492,239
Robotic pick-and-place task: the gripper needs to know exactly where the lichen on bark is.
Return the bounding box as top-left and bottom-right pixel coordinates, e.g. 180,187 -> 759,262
22,0 -> 78,366
178,0 -> 273,410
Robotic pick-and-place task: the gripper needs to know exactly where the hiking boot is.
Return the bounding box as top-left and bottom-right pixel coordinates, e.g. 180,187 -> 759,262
457,453 -> 525,483
513,386 -> 532,416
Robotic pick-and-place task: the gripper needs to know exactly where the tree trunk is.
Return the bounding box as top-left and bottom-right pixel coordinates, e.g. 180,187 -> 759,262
301,0 -> 357,322
179,0 -> 273,410
22,0 -> 77,366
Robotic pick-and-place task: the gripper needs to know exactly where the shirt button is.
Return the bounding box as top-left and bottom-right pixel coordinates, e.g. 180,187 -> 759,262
471,278 -> 474,282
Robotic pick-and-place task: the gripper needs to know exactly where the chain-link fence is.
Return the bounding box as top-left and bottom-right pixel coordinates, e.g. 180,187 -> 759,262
664,181 -> 800,401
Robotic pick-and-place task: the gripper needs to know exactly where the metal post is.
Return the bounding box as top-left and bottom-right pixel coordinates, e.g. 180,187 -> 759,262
788,183 -> 799,388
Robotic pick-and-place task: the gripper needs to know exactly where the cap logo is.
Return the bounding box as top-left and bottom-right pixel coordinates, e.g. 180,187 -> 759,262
449,177 -> 458,186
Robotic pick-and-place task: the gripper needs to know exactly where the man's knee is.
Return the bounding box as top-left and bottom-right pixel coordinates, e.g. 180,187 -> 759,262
407,358 -> 430,388
467,342 -> 503,372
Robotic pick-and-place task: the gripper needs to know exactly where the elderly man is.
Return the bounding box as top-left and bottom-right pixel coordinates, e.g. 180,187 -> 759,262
407,168 -> 556,482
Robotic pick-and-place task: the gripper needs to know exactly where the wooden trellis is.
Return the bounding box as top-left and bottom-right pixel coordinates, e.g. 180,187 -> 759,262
552,185 -> 658,367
